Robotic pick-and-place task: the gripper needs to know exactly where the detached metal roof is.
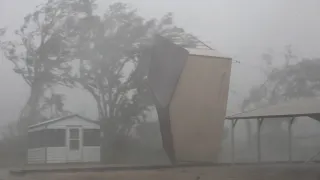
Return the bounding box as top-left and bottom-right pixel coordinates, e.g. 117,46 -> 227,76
226,98 -> 320,120
185,48 -> 231,59
28,114 -> 98,129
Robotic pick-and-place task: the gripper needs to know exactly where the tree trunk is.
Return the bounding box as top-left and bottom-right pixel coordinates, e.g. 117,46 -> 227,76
18,80 -> 44,164
22,81 -> 44,125
101,123 -> 110,164
100,119 -> 118,164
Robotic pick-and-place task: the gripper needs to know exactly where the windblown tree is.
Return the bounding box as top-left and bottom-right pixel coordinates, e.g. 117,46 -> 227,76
72,2 -> 197,162
242,46 -> 320,147
242,46 -> 320,111
0,0 -> 92,132
1,0 -> 199,163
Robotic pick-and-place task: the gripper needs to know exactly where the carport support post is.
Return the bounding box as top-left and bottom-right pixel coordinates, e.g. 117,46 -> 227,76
231,119 -> 238,164
288,117 -> 295,162
257,118 -> 263,163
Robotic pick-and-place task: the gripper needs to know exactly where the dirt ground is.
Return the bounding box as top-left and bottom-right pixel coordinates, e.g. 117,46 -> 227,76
5,164 -> 320,180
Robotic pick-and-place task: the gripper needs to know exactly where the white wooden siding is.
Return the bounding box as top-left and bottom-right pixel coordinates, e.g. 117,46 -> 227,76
27,148 -> 45,164
82,147 -> 100,162
47,116 -> 99,129
46,147 -> 100,163
28,115 -> 100,164
46,147 -> 67,163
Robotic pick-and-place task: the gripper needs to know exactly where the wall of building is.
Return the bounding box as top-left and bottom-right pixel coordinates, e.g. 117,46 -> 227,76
169,54 -> 232,162
28,116 -> 100,164
82,147 -> 100,162
46,147 -> 67,163
27,148 -> 46,164
46,147 -> 100,163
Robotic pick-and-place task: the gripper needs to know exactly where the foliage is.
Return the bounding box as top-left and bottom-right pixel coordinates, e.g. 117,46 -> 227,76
242,46 -> 320,148
41,91 -> 71,119
71,2 -> 197,162
0,0 -> 93,129
1,0 -> 198,163
242,47 -> 320,111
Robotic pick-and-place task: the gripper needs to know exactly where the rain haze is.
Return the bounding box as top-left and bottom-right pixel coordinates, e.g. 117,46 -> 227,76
2,0 -> 320,124
1,0 -> 320,179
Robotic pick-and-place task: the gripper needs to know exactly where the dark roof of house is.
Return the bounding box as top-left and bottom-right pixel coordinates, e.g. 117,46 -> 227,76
28,114 -> 98,129
226,98 -> 320,120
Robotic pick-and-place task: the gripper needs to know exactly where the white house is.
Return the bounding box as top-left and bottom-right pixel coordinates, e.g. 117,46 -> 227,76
27,114 -> 100,164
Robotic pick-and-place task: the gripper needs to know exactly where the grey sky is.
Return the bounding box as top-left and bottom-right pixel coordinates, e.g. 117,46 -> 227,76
1,0 -> 320,126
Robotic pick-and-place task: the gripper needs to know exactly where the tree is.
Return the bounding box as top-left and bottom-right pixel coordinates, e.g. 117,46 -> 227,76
72,2 -> 197,163
242,46 -> 320,147
41,91 -> 70,119
1,0 -> 198,163
0,1 -> 95,163
0,0 -> 92,132
242,46 -> 320,110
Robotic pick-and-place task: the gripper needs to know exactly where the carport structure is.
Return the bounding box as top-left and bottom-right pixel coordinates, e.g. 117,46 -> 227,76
226,98 -> 320,163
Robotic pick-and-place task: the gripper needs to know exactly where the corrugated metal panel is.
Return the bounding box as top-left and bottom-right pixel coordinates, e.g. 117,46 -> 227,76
186,48 -> 231,59
226,98 -> 320,119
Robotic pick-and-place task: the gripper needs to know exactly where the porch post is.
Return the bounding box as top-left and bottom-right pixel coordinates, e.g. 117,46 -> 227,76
288,117 -> 295,162
231,119 -> 238,164
257,118 -> 263,163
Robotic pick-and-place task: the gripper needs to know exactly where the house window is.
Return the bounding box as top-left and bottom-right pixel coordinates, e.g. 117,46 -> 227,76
46,129 -> 66,147
70,129 -> 79,139
83,129 -> 100,146
28,130 -> 45,148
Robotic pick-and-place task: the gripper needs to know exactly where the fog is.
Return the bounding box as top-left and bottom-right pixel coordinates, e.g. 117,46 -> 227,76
1,0 -> 320,166
2,0 -> 320,124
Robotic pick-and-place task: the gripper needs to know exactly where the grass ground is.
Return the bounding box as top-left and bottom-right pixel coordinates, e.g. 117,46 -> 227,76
5,164 -> 320,180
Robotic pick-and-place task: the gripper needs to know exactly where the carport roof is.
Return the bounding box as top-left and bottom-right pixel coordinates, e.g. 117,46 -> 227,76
226,98 -> 320,120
